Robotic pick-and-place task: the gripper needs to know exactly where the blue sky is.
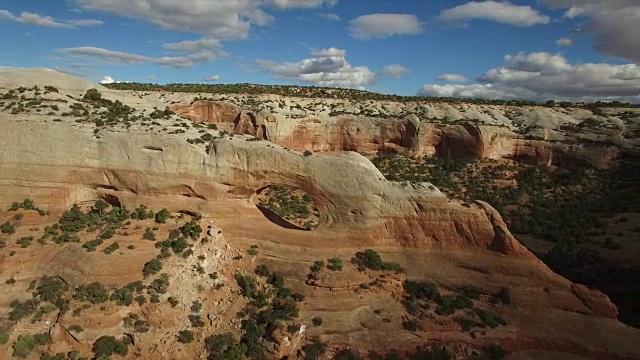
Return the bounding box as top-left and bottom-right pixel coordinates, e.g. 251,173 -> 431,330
1,0 -> 639,102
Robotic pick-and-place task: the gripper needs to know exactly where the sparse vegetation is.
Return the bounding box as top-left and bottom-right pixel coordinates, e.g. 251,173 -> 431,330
327,257 -> 343,271
177,330 -> 194,343
257,185 -> 318,229
351,249 -> 404,273
12,332 -> 50,358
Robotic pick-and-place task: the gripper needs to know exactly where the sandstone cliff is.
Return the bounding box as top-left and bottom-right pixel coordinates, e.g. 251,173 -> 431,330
0,68 -> 638,360
171,98 -> 635,169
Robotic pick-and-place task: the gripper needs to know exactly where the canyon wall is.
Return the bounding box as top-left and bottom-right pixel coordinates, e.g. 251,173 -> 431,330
173,100 -> 623,169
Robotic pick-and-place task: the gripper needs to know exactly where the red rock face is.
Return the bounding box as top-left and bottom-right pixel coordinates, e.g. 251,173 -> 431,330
171,100 -> 238,124
172,100 -> 619,169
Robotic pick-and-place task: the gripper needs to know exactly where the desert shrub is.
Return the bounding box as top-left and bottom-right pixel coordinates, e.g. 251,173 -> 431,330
327,257 -> 343,271
8,299 -> 38,321
483,343 -> 507,360
453,316 -> 484,332
302,338 -> 327,360
204,332 -> 246,359
334,348 -> 361,360
235,273 -> 258,299
310,260 -> 324,273
103,242 -> 119,254
92,335 -> 128,358
16,236 -> 34,248
177,330 -> 194,343
110,287 -> 133,306
303,150 -> 313,157
186,301 -> 201,313
74,282 -> 109,304
475,309 -> 507,328
82,238 -> 103,251
188,314 -> 205,327
0,331 -> 9,346
58,204 -> 87,233
148,274 -> 169,294
434,295 -> 473,316
12,332 -> 50,358
142,258 -> 162,277
311,316 -> 323,326
168,297 -> 179,307
410,346 -> 451,360
131,204 -> 154,220
154,208 -> 170,223
254,264 -> 270,277
1,221 -> 15,234
39,304 -> 57,314
351,249 -> 404,273
458,285 -> 483,300
179,219 -> 202,240
83,89 -> 102,102
403,280 -> 440,301
267,273 -> 285,289
402,319 -> 422,332
36,276 -> 68,309
68,325 -> 84,333
142,227 -> 156,241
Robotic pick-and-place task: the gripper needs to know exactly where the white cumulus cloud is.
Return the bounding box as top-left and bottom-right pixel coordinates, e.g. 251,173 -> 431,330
202,75 -> 221,82
99,76 -> 131,84
541,0 -> 640,62
436,1 -> 550,27
556,37 -> 573,47
71,0 -> 336,40
382,64 -> 410,79
419,52 -> 640,103
348,14 -> 423,40
437,73 -> 468,82
256,47 -> 376,88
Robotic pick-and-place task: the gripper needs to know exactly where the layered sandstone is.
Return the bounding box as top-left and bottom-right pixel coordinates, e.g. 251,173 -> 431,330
1,68 -> 638,359
171,99 -> 635,169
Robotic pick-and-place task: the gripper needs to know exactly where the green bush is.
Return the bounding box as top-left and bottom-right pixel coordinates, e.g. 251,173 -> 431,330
154,209 -> 170,223
235,273 -> 258,299
74,282 -> 109,304
327,257 -> 343,271
143,258 -> 163,277
402,319 -> 421,332
12,332 -> 49,358
351,249 -> 404,273
142,228 -> 156,241
302,338 -> 327,360
1,221 -> 15,234
83,89 -> 102,102
483,343 -> 507,360
254,264 -> 270,277
177,330 -> 194,343
475,309 -> 507,328
68,325 -> 84,333
103,242 -> 119,254
92,335 -> 128,358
